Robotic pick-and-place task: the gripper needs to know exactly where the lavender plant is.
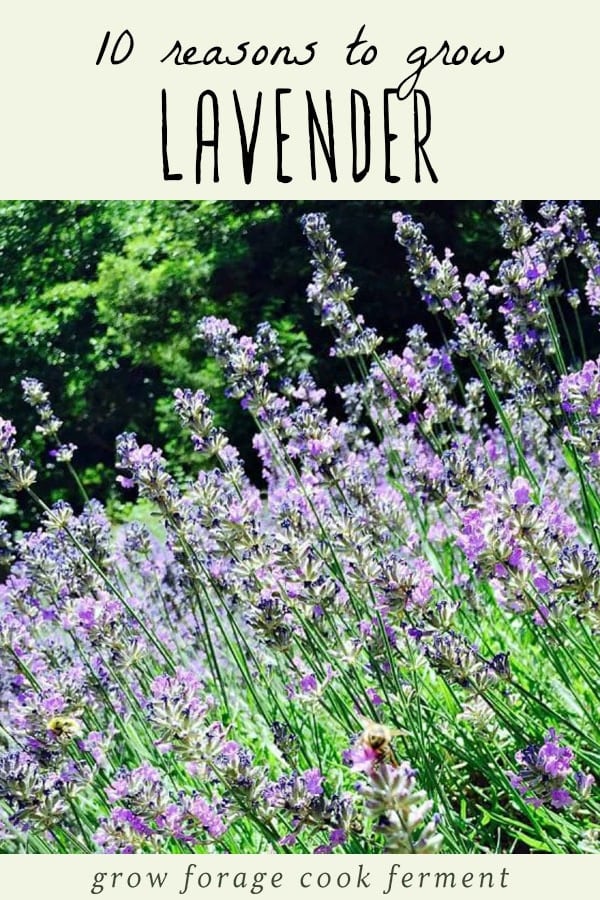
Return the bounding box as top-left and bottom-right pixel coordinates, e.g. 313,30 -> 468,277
1,202 -> 599,854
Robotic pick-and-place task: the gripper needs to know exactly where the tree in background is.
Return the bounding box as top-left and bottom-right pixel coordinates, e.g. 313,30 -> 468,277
1,200 -> 596,526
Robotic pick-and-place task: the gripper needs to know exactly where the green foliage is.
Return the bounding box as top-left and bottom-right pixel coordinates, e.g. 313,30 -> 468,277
0,199 -> 560,525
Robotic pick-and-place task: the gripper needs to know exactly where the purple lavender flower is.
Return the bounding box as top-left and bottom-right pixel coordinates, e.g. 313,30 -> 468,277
508,729 -> 593,810
0,419 -> 37,492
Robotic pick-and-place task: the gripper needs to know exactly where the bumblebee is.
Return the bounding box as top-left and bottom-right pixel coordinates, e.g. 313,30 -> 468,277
47,715 -> 82,742
359,718 -> 401,766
